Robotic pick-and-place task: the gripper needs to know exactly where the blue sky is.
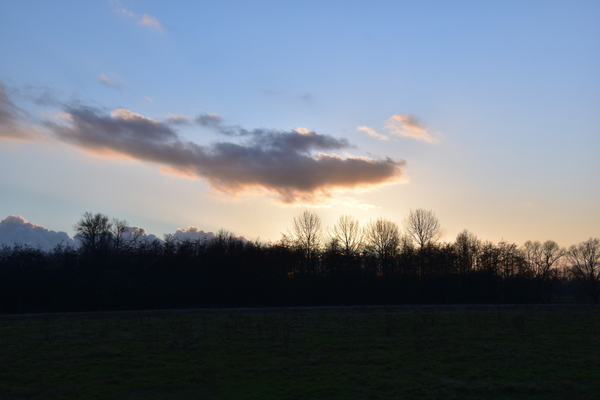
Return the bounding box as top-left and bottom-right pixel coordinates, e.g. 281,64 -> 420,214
1,0 -> 599,247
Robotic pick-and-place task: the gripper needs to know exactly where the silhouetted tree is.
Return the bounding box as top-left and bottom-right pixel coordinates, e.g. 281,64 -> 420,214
364,218 -> 400,275
454,229 -> 480,274
567,238 -> 600,303
329,215 -> 363,258
403,208 -> 441,249
290,210 -> 322,264
73,212 -> 113,261
522,240 -> 565,301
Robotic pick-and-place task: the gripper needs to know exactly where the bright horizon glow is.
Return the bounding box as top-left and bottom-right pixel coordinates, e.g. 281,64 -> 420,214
0,1 -> 598,249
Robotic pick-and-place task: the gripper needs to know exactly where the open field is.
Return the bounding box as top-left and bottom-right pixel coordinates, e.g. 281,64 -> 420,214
1,305 -> 599,399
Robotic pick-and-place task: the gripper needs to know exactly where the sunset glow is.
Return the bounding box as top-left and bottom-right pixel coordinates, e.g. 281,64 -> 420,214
0,0 -> 598,247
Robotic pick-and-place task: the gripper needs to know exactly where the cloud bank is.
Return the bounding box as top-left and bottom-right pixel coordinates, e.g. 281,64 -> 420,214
0,215 -> 75,251
0,81 -> 404,204
173,227 -> 216,241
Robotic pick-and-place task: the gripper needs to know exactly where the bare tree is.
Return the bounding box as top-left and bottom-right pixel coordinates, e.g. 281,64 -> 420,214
290,210 -> 322,259
111,218 -> 129,254
454,229 -> 480,273
329,215 -> 363,258
567,238 -> 600,303
364,218 -> 400,275
403,208 -> 441,249
73,212 -> 112,255
522,240 -> 565,281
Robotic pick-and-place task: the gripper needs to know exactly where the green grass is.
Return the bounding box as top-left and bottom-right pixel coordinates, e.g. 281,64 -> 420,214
1,305 -> 599,399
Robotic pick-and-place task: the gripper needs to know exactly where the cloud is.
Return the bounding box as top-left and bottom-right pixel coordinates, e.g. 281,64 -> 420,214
357,125 -> 389,141
118,7 -> 134,17
19,84 -> 60,106
0,82 -> 46,141
99,74 -> 120,88
173,226 -> 216,241
384,114 -> 440,143
111,1 -> 164,32
121,226 -> 160,242
0,215 -> 75,251
165,113 -> 189,125
172,226 -> 249,243
145,97 -> 153,103
0,84 -> 404,205
44,106 -> 403,204
139,14 -> 164,31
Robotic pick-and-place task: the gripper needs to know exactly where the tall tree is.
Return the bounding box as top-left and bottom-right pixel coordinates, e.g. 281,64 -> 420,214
290,210 -> 322,260
73,212 -> 113,256
454,229 -> 480,273
329,215 -> 363,258
567,238 -> 600,303
403,208 -> 441,249
364,218 -> 400,275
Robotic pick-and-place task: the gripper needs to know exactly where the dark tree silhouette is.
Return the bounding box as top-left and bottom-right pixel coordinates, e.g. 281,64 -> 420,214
329,215 -> 363,258
523,240 -> 565,301
567,238 -> 600,303
73,212 -> 113,257
454,229 -> 480,274
364,218 -> 400,275
403,208 -> 441,249
290,210 -> 322,260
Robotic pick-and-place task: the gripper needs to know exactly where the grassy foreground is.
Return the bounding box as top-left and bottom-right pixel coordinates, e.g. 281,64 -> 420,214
1,305 -> 599,399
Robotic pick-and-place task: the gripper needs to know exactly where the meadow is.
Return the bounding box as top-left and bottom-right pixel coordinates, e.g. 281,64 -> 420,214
1,305 -> 599,399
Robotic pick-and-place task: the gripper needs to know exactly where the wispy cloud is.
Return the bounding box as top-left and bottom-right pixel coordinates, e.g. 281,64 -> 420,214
99,74 -> 120,88
384,114 -> 440,143
165,113 -> 189,125
0,83 -> 47,141
118,7 -> 134,17
139,14 -> 164,31
357,125 -> 389,141
359,114 -> 441,144
112,1 -> 164,32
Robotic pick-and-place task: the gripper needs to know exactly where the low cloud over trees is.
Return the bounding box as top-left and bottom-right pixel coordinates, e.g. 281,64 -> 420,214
0,210 -> 598,313
0,215 -> 74,251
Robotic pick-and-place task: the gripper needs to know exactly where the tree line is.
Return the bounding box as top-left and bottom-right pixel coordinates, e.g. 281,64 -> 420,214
0,210 -> 598,313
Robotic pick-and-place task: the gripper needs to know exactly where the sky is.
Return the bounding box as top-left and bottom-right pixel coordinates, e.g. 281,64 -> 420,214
1,0 -> 599,249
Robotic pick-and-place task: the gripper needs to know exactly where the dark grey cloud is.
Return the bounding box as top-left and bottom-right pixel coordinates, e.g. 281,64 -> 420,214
0,82 -> 404,204
0,215 -> 75,251
51,106 -> 178,146
194,112 -> 351,151
47,106 -> 403,203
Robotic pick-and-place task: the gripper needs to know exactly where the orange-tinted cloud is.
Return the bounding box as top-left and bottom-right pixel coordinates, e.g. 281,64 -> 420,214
0,82 -> 405,204
139,14 -> 164,31
357,125 -> 389,141
46,107 -> 404,204
384,114 -> 440,143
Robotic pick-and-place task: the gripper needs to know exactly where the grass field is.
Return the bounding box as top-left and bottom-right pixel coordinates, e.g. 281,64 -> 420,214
1,305 -> 599,399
